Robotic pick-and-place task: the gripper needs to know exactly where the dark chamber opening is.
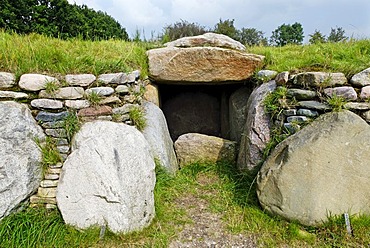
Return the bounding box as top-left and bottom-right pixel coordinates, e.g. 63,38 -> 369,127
158,83 -> 244,141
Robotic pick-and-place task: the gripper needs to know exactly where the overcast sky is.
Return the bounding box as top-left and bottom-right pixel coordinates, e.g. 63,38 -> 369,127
67,0 -> 370,42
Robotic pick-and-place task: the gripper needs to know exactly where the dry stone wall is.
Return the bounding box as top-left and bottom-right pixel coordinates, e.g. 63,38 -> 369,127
0,70 -> 147,210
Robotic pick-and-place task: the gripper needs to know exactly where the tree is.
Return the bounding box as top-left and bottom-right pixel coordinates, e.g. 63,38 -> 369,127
327,27 -> 348,42
270,22 -> 304,46
309,30 -> 326,44
239,28 -> 267,46
213,19 -> 240,41
161,20 -> 207,42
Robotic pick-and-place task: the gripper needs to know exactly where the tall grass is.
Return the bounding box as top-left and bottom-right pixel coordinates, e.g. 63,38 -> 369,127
248,39 -> 370,77
0,30 -> 152,79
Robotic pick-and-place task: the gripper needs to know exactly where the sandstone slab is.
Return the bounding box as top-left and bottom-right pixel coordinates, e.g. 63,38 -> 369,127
85,87 -> 114,96
142,101 -> 178,174
174,133 -> 236,167
147,47 -> 264,83
39,87 -> 84,99
77,106 -> 112,117
0,102 -> 45,219
257,110 -> 370,226
65,99 -> 90,109
237,81 -> 276,171
293,72 -> 347,87
0,90 -> 28,99
57,121 -> 155,233
143,83 -> 159,106
31,99 -> 63,109
65,74 -> 96,87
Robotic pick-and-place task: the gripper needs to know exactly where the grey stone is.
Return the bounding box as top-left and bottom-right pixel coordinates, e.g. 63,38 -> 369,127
360,86 -> 370,99
0,90 -> 28,99
258,111 -> 370,226
275,71 -> 289,85
362,110 -> 370,122
97,73 -> 125,85
147,46 -> 264,83
39,87 -> 84,99
57,121 -> 155,233
174,133 -> 237,167
45,128 -> 67,138
40,180 -> 58,188
237,81 -> 276,171
19,74 -> 59,91
52,138 -> 68,146
115,85 -> 130,94
0,102 -> 45,219
100,96 -> 122,105
35,111 -> 69,122
85,87 -> 114,96
229,87 -> 252,143
57,145 -> 70,154
298,101 -> 331,111
38,187 -> 57,198
112,104 -> 139,115
287,116 -> 310,123
287,88 -> 317,100
293,72 -> 347,87
44,174 -> 59,180
324,86 -> 357,101
65,74 -> 96,87
127,70 -> 140,83
65,99 -> 90,109
41,121 -> 64,129
142,101 -> 178,174
297,109 -> 319,117
283,122 -> 300,134
0,72 -> 16,89
283,109 -> 297,116
350,67 -> 370,87
31,99 -> 63,109
165,32 -> 246,51
344,102 -> 370,111
257,70 -> 278,82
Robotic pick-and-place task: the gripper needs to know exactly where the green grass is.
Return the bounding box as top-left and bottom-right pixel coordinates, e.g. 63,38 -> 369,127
2,162 -> 370,247
248,39 -> 370,78
86,91 -> 102,106
62,111 -> 81,142
128,106 -> 147,131
0,30 -> 152,79
36,136 -> 62,172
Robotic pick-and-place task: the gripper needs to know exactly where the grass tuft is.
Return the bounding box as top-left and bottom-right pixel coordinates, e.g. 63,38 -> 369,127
128,106 -> 146,131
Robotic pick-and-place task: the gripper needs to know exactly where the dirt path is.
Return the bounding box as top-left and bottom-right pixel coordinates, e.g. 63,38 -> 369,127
169,174 -> 257,248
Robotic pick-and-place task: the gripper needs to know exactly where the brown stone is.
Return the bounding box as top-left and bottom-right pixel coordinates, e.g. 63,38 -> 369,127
77,106 -> 112,117
143,83 -> 159,106
147,47 -> 264,83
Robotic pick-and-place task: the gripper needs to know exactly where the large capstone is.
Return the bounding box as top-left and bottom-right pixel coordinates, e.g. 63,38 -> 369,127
257,110 -> 370,226
142,101 -> 178,174
56,121 -> 156,233
0,101 -> 45,220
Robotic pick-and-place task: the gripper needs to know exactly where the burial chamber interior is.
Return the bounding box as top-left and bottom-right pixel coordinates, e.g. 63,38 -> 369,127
158,83 -> 251,142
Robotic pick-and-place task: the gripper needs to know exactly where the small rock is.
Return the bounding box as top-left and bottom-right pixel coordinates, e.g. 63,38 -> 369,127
52,138 -> 68,146
45,204 -> 57,210
287,88 -> 317,100
127,70 -> 140,83
39,87 -> 84,99
362,110 -> 370,122
31,99 -> 63,109
360,86 -> 370,99
100,96 -> 122,105
298,101 -> 331,111
37,187 -> 57,198
45,128 -> 67,138
284,122 -> 300,134
97,73 -> 125,85
0,72 -> 16,89
57,145 -> 70,154
112,104 -> 139,114
40,180 -> 58,188
65,74 -> 96,87
344,102 -> 370,111
283,109 -> 297,117
0,91 -> 28,99
143,83 -> 159,106
47,168 -> 62,174
350,67 -> 370,87
44,174 -> 59,180
324,86 -> 357,101
297,109 -> 319,117
30,195 -> 57,204
19,74 -> 59,91
123,94 -> 137,103
96,115 -> 113,121
287,116 -> 310,123
293,72 -> 347,87
257,70 -> 278,82
77,106 -> 112,117
36,111 -> 69,122
65,99 -> 90,109
85,87 -> 114,96
41,121 -> 64,129
115,85 -> 130,94
275,71 -> 289,85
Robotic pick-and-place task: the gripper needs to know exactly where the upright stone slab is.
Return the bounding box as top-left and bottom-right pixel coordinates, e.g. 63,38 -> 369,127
0,101 -> 45,219
237,81 -> 276,171
57,121 -> 155,233
257,111 -> 370,226
142,101 -> 178,174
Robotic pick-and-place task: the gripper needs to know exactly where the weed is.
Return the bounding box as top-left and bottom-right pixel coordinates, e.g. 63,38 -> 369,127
44,80 -> 60,95
86,91 -> 102,106
128,106 -> 146,131
62,111 -> 80,142
35,136 -> 62,173
326,94 -> 348,111
264,86 -> 289,119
